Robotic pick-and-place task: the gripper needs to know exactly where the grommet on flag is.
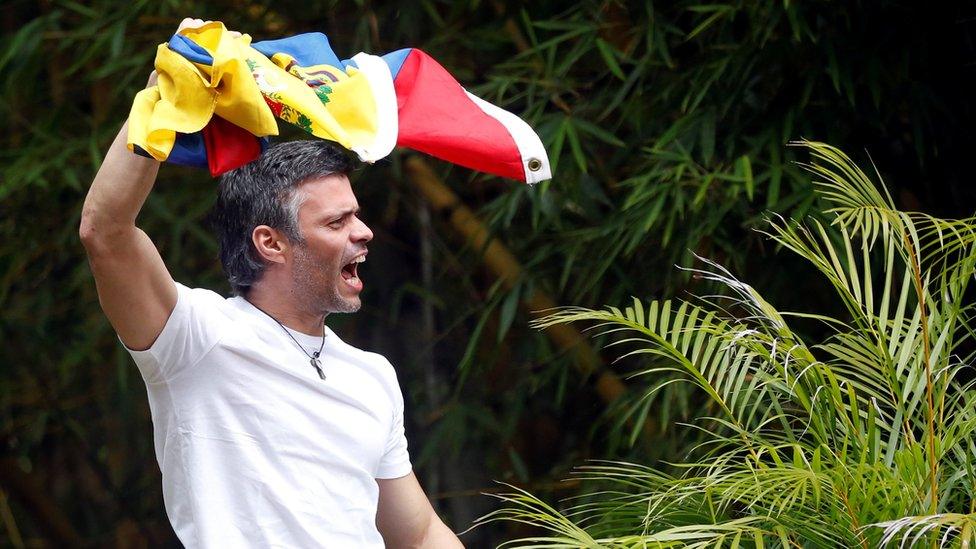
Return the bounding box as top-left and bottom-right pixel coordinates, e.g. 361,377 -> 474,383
128,22 -> 551,184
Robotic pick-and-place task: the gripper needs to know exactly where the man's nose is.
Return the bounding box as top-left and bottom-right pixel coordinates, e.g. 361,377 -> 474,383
352,216 -> 373,244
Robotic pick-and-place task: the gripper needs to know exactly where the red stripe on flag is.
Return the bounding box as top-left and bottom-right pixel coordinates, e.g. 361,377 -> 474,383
203,116 -> 263,176
393,50 -> 524,181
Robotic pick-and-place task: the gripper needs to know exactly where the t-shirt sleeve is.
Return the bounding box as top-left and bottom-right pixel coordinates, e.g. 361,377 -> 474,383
375,364 -> 412,479
123,282 -> 227,384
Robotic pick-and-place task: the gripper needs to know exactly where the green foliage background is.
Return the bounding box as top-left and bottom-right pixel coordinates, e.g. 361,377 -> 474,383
0,0 -> 973,546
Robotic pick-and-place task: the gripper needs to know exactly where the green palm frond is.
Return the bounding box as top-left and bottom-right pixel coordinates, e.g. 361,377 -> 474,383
479,481 -> 799,548
873,513 -> 976,548
794,140 -> 976,286
473,483 -> 605,548
531,298 -> 805,445
486,142 -> 976,547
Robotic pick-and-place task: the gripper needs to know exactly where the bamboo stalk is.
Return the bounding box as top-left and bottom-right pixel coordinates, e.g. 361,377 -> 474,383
0,459 -> 83,546
903,229 -> 938,515
403,156 -> 626,404
0,489 -> 24,549
417,197 -> 442,512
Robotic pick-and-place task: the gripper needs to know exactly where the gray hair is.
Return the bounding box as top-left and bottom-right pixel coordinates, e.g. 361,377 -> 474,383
212,140 -> 353,295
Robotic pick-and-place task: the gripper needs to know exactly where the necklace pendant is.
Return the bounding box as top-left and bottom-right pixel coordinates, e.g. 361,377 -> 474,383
310,357 -> 326,380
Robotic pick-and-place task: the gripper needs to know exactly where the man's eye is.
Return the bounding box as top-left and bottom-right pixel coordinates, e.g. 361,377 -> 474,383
328,219 -> 343,228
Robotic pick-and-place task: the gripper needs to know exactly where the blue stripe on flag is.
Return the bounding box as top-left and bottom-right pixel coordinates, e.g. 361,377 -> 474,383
167,132 -> 209,168
382,49 -> 412,79
167,35 -> 214,65
252,33 -> 343,68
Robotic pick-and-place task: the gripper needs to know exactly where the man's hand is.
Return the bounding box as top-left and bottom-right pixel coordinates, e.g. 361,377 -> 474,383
376,472 -> 464,548
143,18 -> 234,90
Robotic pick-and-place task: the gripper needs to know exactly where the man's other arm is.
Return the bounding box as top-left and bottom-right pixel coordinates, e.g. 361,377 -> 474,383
79,87 -> 177,351
376,472 -> 464,548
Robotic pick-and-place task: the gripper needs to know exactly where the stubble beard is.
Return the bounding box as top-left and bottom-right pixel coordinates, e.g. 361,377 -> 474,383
291,242 -> 361,315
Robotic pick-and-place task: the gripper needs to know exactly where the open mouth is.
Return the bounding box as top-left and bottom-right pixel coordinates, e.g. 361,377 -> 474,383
340,254 -> 366,287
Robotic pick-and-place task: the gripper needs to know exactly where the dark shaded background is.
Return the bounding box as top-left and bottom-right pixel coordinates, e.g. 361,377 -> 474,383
1,1 -> 974,546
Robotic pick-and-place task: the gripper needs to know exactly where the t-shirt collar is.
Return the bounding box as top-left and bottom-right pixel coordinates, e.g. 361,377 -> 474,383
230,295 -> 336,348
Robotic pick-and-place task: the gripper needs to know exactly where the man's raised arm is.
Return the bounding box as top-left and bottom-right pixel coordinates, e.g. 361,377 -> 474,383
79,76 -> 177,351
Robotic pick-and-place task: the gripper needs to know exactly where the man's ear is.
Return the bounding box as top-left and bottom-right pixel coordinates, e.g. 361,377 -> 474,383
251,225 -> 289,264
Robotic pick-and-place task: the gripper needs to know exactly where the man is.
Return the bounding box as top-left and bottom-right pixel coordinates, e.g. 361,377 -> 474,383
79,41 -> 464,547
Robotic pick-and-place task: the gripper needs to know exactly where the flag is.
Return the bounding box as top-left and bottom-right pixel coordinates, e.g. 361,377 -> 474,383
128,22 -> 550,183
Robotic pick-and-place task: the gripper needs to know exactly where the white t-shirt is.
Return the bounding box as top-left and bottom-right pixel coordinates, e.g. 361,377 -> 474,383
126,283 -> 411,548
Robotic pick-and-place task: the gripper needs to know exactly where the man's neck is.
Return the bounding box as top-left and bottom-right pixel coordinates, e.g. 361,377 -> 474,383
244,284 -> 327,336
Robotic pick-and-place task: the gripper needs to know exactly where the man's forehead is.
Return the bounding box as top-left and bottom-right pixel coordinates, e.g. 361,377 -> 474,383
299,172 -> 351,189
297,173 -> 358,213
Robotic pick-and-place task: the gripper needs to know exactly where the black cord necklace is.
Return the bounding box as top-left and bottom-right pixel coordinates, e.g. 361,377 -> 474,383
248,301 -> 327,380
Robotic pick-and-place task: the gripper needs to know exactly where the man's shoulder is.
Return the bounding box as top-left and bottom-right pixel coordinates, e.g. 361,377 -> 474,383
327,329 -> 397,375
166,283 -> 245,333
328,330 -> 390,363
176,283 -> 237,311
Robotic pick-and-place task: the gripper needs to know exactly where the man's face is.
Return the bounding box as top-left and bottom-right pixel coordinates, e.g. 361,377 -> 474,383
288,174 -> 373,314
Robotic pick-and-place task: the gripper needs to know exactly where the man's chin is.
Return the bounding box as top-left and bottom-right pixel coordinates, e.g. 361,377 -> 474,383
329,293 -> 362,314
317,276 -> 364,314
